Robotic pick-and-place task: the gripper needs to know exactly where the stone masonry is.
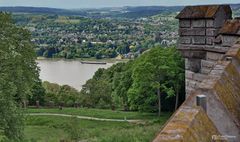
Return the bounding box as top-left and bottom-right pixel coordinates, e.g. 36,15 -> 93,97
176,5 -> 240,97
153,5 -> 240,142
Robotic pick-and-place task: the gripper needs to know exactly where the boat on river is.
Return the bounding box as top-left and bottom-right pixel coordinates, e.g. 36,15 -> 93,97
80,61 -> 107,65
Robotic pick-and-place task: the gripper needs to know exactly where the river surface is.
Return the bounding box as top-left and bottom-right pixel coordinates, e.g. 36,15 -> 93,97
37,59 -> 113,91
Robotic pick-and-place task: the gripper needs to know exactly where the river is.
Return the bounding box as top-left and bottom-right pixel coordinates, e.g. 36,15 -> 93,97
37,59 -> 113,91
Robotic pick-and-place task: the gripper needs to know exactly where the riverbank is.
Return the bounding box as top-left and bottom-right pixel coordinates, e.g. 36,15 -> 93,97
37,59 -> 114,90
37,57 -> 130,63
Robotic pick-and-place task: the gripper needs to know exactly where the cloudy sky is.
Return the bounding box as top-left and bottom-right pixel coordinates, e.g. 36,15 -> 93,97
0,0 -> 239,9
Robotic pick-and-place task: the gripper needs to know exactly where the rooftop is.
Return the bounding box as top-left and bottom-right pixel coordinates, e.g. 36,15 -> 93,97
176,5 -> 232,19
218,19 -> 240,35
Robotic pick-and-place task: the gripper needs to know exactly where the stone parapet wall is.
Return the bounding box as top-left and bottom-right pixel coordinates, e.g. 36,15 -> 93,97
152,106 -> 221,142
153,5 -> 240,141
153,38 -> 240,142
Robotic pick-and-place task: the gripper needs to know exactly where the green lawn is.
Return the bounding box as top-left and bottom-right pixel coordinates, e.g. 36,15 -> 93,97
26,108 -> 170,120
23,108 -> 171,142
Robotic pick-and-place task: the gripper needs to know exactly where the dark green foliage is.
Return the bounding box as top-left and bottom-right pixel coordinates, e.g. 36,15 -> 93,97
42,81 -> 80,107
80,46 -> 185,113
29,79 -> 46,106
0,12 -> 39,141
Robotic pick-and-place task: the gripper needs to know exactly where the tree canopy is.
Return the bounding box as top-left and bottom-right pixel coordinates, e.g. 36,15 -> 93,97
0,12 -> 40,141
80,46 -> 185,114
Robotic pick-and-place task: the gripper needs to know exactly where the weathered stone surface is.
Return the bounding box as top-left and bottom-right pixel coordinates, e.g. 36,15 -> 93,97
180,50 -> 206,59
187,79 -> 199,88
179,28 -> 206,36
222,35 -> 239,47
193,73 -> 208,82
188,58 -> 202,73
192,20 -> 206,28
185,59 -> 190,70
192,36 -> 206,45
206,19 -> 214,27
179,20 -> 191,28
201,60 -> 216,68
186,70 -> 194,79
206,37 -> 214,45
201,68 -> 212,74
179,37 -> 191,44
199,61 -> 240,140
178,44 -> 204,50
152,106 -> 221,142
206,28 -> 217,36
154,5 -> 240,142
206,51 -> 224,61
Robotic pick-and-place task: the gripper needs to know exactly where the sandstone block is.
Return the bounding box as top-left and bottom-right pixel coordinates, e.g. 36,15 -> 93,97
192,20 -> 206,28
201,60 -> 215,68
206,52 -> 224,61
192,36 -> 206,45
179,37 -> 191,44
193,73 -> 208,82
222,35 -> 239,47
187,80 -> 198,88
206,37 -> 214,45
186,70 -> 194,79
206,29 -> 217,36
179,28 -> 206,36
179,20 -> 191,28
201,68 -> 212,74
206,20 -> 214,27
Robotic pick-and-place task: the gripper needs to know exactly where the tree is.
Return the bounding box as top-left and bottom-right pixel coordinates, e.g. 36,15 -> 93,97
29,78 -> 46,106
168,48 -> 185,110
0,13 -> 39,141
129,47 -> 182,116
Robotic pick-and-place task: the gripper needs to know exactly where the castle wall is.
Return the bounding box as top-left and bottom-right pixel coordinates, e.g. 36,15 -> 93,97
153,5 -> 240,142
153,39 -> 240,142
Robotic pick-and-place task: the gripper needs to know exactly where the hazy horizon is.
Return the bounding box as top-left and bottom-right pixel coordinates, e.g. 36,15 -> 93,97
0,0 -> 239,9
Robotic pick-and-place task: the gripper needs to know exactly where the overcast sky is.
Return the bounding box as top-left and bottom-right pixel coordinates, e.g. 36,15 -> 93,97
0,0 -> 239,9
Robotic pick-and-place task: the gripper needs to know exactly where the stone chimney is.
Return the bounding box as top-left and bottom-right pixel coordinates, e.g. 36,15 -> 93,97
176,5 -> 232,97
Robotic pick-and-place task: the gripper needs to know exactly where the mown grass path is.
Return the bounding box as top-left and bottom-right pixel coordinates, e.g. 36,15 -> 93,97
28,113 -> 142,123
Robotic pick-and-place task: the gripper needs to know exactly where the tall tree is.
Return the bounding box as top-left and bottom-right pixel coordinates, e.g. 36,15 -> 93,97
0,12 -> 39,141
129,47 -> 181,116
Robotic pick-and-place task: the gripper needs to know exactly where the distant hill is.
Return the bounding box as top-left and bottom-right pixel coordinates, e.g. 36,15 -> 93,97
115,6 -> 183,18
0,6 -> 87,16
0,4 -> 239,18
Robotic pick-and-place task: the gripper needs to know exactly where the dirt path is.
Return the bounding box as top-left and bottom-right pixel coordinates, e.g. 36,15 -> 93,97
28,113 -> 143,123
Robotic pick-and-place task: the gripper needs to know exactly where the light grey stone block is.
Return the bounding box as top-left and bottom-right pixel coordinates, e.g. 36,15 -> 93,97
193,73 -> 208,82
201,68 -> 212,74
179,20 -> 191,28
222,35 -> 239,47
206,29 -> 217,36
192,20 -> 206,28
179,37 -> 191,44
206,52 -> 224,61
206,37 -> 214,45
206,20 -> 214,27
201,60 -> 215,68
179,28 -> 206,36
192,36 -> 206,45
186,70 -> 194,79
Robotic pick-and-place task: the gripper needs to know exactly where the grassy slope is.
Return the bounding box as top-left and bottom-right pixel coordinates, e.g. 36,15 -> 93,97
26,108 -> 171,120
24,108 -> 171,142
